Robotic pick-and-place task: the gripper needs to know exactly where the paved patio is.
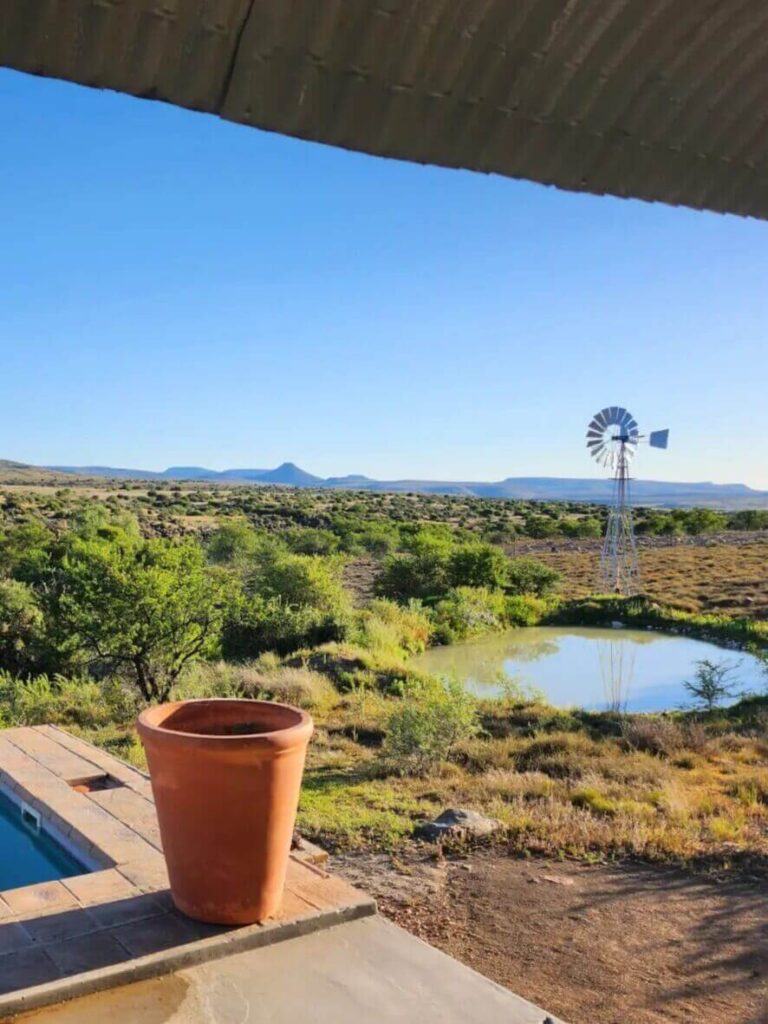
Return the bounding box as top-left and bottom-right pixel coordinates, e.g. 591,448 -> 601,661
0,725 -> 563,1023
15,916 -> 565,1023
0,726 -> 373,1017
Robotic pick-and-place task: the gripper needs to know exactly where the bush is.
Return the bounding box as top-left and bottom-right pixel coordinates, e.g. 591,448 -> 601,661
447,543 -> 509,590
283,528 -> 340,556
288,642 -> 421,695
504,594 -> 549,626
514,732 -> 604,779
431,587 -> 507,644
506,558 -> 561,597
176,658 -> 336,709
384,675 -> 480,775
221,547 -> 354,658
0,671 -> 137,729
622,717 -> 683,757
247,548 -> 349,612
254,666 -> 337,709
356,599 -> 433,655
222,594 -> 349,659
571,786 -> 619,817
375,548 -> 449,603
56,532 -> 232,702
0,579 -> 45,675
525,516 -> 559,539
559,517 -> 602,539
206,520 -> 262,565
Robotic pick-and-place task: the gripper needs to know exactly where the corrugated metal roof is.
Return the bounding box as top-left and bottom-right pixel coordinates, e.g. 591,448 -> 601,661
3,0 -> 768,218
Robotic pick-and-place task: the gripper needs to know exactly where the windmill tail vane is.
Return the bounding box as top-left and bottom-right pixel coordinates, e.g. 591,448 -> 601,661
586,407 -> 670,597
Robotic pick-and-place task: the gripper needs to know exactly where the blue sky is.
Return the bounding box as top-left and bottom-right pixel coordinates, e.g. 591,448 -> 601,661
2,70 -> 767,487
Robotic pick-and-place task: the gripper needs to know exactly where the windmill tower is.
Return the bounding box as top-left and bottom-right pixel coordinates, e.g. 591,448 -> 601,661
586,407 -> 669,596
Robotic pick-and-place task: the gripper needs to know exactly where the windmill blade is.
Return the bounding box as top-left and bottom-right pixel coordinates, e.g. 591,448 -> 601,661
592,409 -> 609,429
649,429 -> 670,450
617,407 -> 632,427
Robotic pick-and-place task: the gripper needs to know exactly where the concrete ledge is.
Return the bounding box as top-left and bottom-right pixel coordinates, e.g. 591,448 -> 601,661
0,900 -> 375,1020
0,726 -> 372,1016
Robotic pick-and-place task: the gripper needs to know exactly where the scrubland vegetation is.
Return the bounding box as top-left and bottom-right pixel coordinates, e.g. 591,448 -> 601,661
1,481 -> 767,877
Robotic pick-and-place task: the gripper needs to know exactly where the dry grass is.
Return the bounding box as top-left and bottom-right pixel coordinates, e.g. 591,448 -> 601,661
176,659 -> 337,710
531,541 -> 768,617
294,696 -> 768,869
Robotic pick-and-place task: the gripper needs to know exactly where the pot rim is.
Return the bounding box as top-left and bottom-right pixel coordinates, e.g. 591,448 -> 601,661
137,697 -> 313,744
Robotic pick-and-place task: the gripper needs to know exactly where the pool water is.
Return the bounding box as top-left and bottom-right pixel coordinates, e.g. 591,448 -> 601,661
0,791 -> 85,890
412,626 -> 766,712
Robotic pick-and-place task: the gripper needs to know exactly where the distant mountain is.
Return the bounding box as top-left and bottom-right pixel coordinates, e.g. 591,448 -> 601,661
38,461 -> 768,508
251,462 -> 324,487
0,460 -> 82,483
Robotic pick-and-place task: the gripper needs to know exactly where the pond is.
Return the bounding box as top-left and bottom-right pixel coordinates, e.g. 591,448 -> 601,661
411,626 -> 766,712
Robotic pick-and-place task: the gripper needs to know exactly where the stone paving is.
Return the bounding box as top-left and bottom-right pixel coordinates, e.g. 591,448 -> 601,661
0,726 -> 374,1017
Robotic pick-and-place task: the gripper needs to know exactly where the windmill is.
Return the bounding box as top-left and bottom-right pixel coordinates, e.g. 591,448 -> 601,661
586,407 -> 669,596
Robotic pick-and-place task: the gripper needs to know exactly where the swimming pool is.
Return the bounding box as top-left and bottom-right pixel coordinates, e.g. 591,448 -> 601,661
0,790 -> 85,890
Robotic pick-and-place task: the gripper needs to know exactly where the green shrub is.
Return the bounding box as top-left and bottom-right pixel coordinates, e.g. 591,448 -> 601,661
0,579 -> 45,675
283,528 -> 340,556
524,515 -> 559,539
571,786 -> 619,817
504,594 -> 549,626
447,543 -> 509,590
55,532 -> 232,702
559,517 -> 602,539
431,587 -> 507,644
0,671 -> 137,729
506,558 -> 561,597
222,594 -> 349,659
288,642 -> 420,695
375,549 -> 449,603
206,519 -> 262,565
221,547 -> 354,658
384,675 -> 480,775
356,599 -> 433,655
247,548 -> 349,612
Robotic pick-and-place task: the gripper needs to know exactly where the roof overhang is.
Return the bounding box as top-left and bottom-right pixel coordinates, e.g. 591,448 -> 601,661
3,1 -> 768,218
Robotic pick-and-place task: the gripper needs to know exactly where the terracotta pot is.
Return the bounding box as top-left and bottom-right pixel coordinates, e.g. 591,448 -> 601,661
137,698 -> 313,925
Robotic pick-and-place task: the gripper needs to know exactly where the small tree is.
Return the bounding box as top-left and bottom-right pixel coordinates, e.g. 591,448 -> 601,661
206,519 -> 261,565
375,549 -> 450,602
447,543 -> 509,590
506,557 -> 561,597
58,533 -> 230,702
385,675 -> 479,775
683,658 -> 740,712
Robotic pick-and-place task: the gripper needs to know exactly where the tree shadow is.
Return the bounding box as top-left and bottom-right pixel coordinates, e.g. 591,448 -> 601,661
568,858 -> 768,1021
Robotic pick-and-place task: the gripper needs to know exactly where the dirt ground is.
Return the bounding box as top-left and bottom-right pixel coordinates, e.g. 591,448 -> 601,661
335,850 -> 768,1024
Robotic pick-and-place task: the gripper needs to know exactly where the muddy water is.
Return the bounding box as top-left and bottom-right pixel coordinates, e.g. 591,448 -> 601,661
412,626 -> 766,711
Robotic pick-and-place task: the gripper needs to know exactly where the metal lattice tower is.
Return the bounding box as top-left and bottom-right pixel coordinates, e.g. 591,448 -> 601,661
586,407 -> 669,597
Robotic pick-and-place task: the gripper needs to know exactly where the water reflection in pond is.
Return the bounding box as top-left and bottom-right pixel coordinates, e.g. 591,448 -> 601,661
411,627 -> 765,712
